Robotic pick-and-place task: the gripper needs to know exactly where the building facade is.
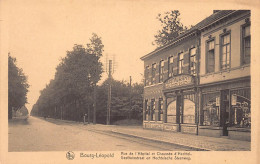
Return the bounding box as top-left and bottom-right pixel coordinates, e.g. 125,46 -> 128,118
141,10 -> 251,141
141,29 -> 201,135
198,10 -> 251,141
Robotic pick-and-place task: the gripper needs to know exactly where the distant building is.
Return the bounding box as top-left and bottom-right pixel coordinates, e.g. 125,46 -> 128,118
140,10 -> 250,141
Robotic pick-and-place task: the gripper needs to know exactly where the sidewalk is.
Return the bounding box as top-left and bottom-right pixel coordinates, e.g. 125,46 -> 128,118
42,117 -> 250,151
84,124 -> 250,151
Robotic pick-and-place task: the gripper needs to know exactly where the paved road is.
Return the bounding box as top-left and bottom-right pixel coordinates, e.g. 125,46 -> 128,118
8,116 -> 188,151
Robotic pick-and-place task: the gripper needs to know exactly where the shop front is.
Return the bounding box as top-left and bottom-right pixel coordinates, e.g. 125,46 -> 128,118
162,74 -> 199,135
198,77 -> 251,141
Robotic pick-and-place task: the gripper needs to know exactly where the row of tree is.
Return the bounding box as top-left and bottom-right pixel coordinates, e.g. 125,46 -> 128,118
30,34 -> 143,124
8,54 -> 30,119
30,33 -> 103,122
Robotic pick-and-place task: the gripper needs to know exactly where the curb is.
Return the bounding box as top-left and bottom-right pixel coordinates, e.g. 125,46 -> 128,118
111,130 -> 211,151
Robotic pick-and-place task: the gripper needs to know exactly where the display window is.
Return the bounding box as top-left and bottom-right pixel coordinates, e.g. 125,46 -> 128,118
202,92 -> 220,126
230,88 -> 251,128
183,93 -> 196,124
167,100 -> 177,123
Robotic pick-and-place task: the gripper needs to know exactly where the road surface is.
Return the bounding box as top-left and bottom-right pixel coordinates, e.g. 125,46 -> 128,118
8,116 -> 189,152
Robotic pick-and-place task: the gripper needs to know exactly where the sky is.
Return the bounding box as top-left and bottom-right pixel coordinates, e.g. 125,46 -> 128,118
7,0 -> 215,111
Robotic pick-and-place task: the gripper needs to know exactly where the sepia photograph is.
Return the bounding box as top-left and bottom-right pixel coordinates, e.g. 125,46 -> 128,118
1,0 -> 259,164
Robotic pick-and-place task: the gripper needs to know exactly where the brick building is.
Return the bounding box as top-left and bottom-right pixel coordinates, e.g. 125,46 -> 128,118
140,10 -> 251,141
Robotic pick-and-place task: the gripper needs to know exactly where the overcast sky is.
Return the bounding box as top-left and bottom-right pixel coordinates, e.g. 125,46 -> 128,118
7,0 -> 216,111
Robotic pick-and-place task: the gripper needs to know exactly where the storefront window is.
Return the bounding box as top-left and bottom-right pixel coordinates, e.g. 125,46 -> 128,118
230,88 -> 251,128
183,99 -> 195,124
202,93 -> 220,126
167,100 -> 177,123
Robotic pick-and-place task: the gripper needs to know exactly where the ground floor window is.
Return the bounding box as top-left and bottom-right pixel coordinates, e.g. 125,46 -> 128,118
183,94 -> 196,124
202,92 -> 220,126
167,100 -> 177,123
158,98 -> 163,121
144,99 -> 148,120
230,88 -> 251,128
151,99 -> 155,121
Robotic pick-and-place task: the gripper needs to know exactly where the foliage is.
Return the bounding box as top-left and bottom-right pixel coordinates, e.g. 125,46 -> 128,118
96,78 -> 143,124
31,33 -> 144,124
8,54 -> 29,119
153,10 -> 188,47
31,33 -> 104,121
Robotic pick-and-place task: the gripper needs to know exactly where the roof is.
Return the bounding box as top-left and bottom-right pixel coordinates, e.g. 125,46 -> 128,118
190,10 -> 236,31
140,10 -> 238,61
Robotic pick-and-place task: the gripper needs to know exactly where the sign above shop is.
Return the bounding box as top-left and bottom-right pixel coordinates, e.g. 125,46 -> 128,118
164,75 -> 195,89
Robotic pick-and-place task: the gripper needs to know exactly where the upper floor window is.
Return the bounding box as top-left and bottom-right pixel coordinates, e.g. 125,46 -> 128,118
151,63 -> 156,84
220,33 -> 231,70
242,25 -> 250,65
178,52 -> 184,74
206,40 -> 215,73
159,60 -> 164,82
190,48 -> 196,75
168,56 -> 174,78
145,66 -> 149,86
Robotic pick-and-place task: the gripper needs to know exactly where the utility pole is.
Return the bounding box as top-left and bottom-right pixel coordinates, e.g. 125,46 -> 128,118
93,83 -> 97,124
107,60 -> 112,125
129,76 -> 132,119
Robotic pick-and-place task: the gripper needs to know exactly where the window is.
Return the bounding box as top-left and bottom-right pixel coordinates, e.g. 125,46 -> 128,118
206,40 -> 215,73
190,48 -> 196,75
158,98 -> 163,121
202,93 -> 220,126
220,34 -> 231,70
168,56 -> 174,78
178,52 -> 184,74
242,25 -> 250,64
151,63 -> 156,84
230,88 -> 251,128
183,94 -> 196,124
151,99 -> 155,121
144,99 -> 148,120
167,100 -> 177,123
159,60 -> 164,82
145,66 -> 149,86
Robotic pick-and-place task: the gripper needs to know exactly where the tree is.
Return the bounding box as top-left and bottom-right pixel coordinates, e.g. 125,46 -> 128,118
153,10 -> 188,47
96,79 -> 143,124
8,54 -> 29,119
31,33 -> 104,122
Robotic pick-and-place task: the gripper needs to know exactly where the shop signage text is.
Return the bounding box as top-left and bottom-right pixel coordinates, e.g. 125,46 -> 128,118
164,75 -> 194,89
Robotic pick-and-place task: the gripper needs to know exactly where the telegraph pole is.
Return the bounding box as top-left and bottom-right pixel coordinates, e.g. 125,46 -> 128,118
93,83 -> 97,124
107,60 -> 112,125
129,76 -> 132,119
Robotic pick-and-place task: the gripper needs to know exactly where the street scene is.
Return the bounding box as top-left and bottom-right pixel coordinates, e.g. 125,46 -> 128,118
5,1 -> 253,162
9,116 -> 250,151
9,116 -> 180,151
